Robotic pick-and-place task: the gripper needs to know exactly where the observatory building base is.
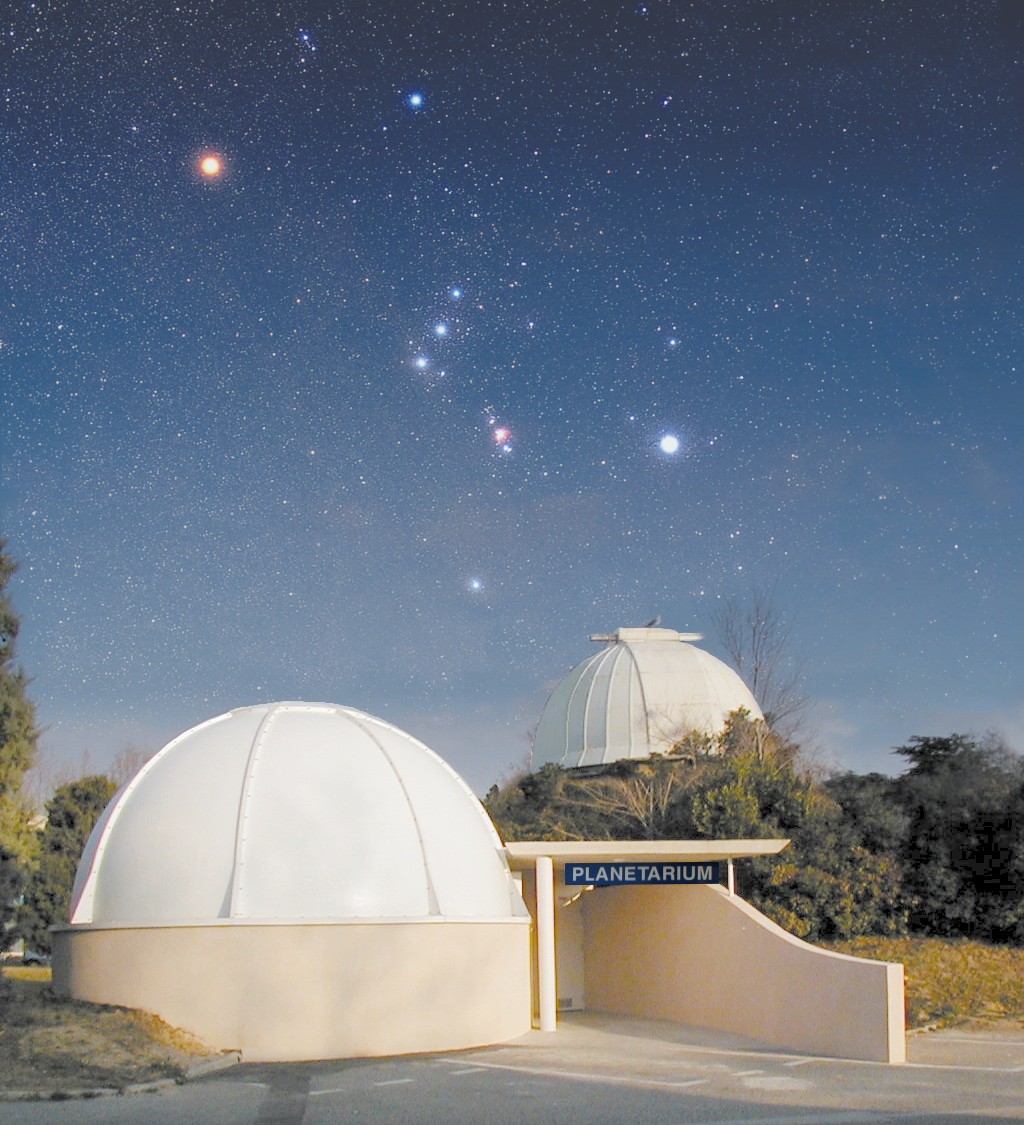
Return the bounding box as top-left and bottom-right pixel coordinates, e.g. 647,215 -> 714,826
52,917 -> 532,1061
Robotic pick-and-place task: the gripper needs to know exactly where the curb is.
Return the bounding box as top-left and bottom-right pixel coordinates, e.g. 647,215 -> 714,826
0,1052 -> 240,1103
0,1088 -> 120,1103
183,1051 -> 243,1080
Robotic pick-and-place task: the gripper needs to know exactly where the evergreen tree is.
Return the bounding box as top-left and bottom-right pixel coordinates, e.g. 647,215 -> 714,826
685,741 -> 907,940
0,840 -> 23,957
824,771 -> 909,859
0,540 -> 39,861
0,540 -> 39,954
19,774 -> 117,954
894,734 -> 1024,942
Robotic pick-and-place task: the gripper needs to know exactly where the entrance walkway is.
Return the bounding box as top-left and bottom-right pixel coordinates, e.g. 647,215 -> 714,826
513,1010 -> 1024,1071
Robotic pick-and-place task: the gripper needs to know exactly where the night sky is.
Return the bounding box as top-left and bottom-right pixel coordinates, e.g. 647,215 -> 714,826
3,1 -> 1022,793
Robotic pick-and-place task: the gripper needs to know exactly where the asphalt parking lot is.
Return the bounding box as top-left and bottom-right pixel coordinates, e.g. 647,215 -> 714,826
2,1013 -> 1022,1124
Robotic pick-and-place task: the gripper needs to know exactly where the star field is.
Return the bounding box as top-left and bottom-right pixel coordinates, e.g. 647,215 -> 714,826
1,1 -> 1022,789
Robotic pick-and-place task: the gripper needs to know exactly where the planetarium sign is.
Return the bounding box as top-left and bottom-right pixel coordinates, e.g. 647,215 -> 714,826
564,861 -> 720,886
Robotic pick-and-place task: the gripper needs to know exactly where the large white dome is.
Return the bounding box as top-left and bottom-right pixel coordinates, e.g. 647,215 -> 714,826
533,627 -> 764,769
70,702 -> 526,926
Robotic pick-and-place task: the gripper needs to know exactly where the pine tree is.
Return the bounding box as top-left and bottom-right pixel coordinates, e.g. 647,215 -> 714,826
19,774 -> 117,954
0,539 -> 39,953
0,541 -> 39,855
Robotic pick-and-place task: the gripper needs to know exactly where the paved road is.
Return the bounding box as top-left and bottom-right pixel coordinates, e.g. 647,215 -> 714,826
3,1014 -> 1022,1124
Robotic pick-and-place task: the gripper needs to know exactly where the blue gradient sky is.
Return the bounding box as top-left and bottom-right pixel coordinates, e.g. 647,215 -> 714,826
3,1 -> 1021,792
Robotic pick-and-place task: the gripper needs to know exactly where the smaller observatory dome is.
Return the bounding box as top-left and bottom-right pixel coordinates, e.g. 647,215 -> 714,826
533,626 -> 763,769
70,702 -> 526,926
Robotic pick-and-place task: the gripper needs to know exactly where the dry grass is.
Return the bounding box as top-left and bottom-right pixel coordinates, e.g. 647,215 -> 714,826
823,936 -> 1024,1029
0,965 -> 219,1096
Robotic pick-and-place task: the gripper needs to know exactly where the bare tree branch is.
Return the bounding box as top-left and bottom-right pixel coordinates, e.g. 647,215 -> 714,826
560,761 -> 694,839
711,585 -> 809,742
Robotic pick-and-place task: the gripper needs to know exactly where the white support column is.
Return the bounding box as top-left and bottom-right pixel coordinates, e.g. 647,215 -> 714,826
727,858 -> 735,895
535,854 -> 557,1032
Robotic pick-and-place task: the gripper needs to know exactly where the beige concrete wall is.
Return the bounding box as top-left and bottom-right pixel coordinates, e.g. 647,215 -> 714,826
555,895 -> 586,1011
582,884 -> 905,1063
52,919 -> 532,1061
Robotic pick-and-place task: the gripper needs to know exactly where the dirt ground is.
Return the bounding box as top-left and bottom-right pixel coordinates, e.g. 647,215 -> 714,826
0,967 -> 221,1096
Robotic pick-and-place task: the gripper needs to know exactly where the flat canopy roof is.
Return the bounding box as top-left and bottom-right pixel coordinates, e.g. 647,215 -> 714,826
504,839 -> 789,871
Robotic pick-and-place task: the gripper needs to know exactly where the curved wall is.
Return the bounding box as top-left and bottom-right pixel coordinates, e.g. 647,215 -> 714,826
52,918 -> 532,1061
582,883 -> 905,1063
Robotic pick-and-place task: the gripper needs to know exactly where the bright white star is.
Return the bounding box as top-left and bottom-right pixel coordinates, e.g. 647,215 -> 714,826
659,434 -> 681,455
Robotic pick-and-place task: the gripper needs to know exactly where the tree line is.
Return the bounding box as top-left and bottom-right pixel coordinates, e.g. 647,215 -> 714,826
1,541 -> 120,959
1,540 -> 39,964
485,712 -> 1024,945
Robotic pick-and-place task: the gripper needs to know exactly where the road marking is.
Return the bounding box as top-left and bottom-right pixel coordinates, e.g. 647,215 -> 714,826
449,1067 -> 489,1075
444,1041 -> 1024,1082
438,1057 -> 707,1090
733,1069 -> 765,1077
911,1035 -> 1024,1047
740,1075 -> 812,1092
607,1040 -> 1024,1075
901,1061 -> 1024,1074
374,1078 -> 415,1087
687,1114 -> 887,1125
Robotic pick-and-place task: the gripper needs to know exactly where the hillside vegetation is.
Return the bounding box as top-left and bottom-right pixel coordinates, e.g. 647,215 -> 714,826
487,713 -> 1024,945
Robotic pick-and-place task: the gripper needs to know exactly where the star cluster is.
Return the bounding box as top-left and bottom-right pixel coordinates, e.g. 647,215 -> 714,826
1,1 -> 1021,788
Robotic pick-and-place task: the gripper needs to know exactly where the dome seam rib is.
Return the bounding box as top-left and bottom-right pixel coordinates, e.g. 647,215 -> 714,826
622,642 -> 652,758
228,705 -> 279,919
602,647 -> 619,761
579,647 -> 613,767
564,648 -> 605,767
342,710 -> 443,917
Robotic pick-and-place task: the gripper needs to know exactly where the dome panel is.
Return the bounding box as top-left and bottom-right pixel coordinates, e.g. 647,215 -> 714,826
363,713 -> 517,918
80,709 -> 265,925
231,706 -> 432,920
611,647 -> 644,758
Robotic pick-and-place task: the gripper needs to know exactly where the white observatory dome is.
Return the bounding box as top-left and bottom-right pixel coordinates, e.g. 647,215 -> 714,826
70,702 -> 526,926
533,627 -> 764,769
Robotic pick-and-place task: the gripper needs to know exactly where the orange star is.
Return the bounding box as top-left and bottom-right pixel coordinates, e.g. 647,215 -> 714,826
198,153 -> 223,178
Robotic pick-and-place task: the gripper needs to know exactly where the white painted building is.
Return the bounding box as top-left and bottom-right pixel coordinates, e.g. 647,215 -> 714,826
55,703 -> 532,1060
533,626 -> 764,769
